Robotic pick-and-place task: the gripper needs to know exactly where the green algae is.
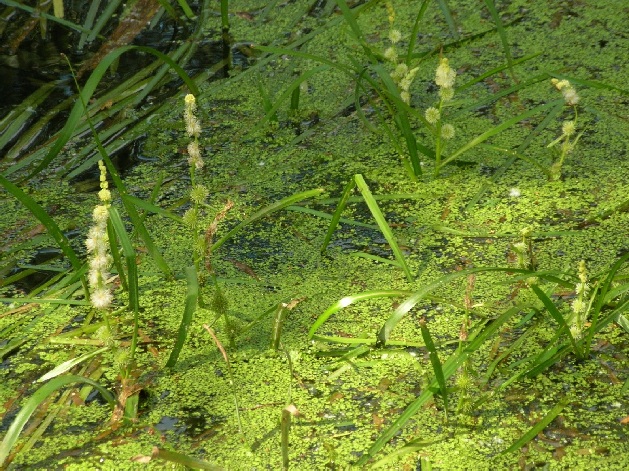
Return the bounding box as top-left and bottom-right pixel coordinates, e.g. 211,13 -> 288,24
1,0 -> 629,469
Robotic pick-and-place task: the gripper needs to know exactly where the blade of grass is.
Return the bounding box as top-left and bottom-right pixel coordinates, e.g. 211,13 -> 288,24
419,317 -> 448,418
309,290 -> 412,339
435,0 -> 460,39
0,375 -> 115,467
151,447 -> 224,470
0,174 -> 84,273
354,175 -> 413,282
211,188 -> 324,253
501,396 -> 570,454
108,207 -> 140,358
203,324 -> 243,435
405,0 -> 430,65
530,284 -> 582,359
441,99 -> 562,168
482,0 -> 515,82
37,347 -> 109,382
166,266 -> 199,368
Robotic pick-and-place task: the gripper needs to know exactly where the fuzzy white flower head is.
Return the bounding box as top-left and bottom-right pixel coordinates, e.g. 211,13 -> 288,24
438,87 -> 455,102
383,46 -> 397,63
91,288 -> 113,309
562,120 -> 576,136
93,205 -> 109,224
425,107 -> 440,124
562,87 -> 580,105
509,188 -> 521,198
441,123 -> 455,140
98,188 -> 111,204
400,90 -> 411,105
388,29 -> 402,44
435,57 -> 456,89
391,63 -> 409,82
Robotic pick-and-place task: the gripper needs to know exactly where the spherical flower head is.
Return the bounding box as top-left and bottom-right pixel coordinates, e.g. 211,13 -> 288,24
441,123 -> 455,140
571,297 -> 586,314
391,63 -> 408,82
569,324 -> 582,340
435,57 -> 456,89
400,90 -> 411,105
425,107 -> 440,124
562,87 -> 580,105
91,288 -> 113,309
89,253 -> 110,272
182,207 -> 198,229
509,188 -> 521,198
383,46 -> 397,63
562,120 -> 576,136
438,87 -> 455,102
190,184 -> 209,205
98,188 -> 111,203
399,76 -> 413,92
388,29 -> 402,44
551,79 -> 570,91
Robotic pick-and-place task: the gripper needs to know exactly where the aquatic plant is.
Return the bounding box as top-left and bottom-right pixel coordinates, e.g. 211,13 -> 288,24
547,79 -> 583,180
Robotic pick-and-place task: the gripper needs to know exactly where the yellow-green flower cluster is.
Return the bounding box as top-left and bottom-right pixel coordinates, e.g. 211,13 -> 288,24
86,160 -> 113,309
184,94 -> 204,171
382,23 -> 419,105
426,57 -> 456,140
570,260 -> 589,339
435,57 -> 456,101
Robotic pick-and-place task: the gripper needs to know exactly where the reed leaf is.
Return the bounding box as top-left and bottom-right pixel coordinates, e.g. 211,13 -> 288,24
166,266 -> 199,368
0,375 -> 115,467
501,396 -> 570,454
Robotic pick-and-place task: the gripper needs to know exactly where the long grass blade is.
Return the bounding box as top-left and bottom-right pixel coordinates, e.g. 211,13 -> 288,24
354,175 -> 413,282
166,266 -> 199,368
419,318 -> 448,418
309,290 -> 412,339
441,99 -> 562,168
211,188 -> 324,252
482,0 -> 515,82
435,0 -> 460,40
530,284 -> 582,358
501,396 -> 570,454
0,375 -> 115,467
108,207 -> 141,358
37,347 -> 109,383
151,447 -> 224,470
0,174 -> 83,272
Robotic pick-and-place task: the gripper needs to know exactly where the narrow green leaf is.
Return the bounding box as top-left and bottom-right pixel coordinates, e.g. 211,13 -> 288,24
20,45 -> 199,181
442,100 -> 562,168
354,175 -> 413,282
501,396 -> 570,454
0,174 -> 83,272
166,266 -> 199,368
530,284 -> 581,358
0,375 -> 115,467
358,303 -> 528,465
211,188 -> 324,253
419,318 -> 448,417
482,0 -> 515,82
37,347 -> 109,382
309,290 -> 412,339
152,447 -> 224,470
435,0 -> 459,39
321,178 -> 356,253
